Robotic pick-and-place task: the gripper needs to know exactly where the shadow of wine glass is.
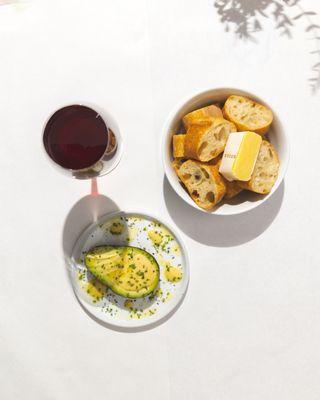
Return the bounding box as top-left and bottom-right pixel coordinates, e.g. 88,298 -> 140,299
62,193 -> 120,262
163,176 -> 285,247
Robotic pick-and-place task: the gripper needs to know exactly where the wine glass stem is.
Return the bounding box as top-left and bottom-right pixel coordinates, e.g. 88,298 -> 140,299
91,178 -> 99,197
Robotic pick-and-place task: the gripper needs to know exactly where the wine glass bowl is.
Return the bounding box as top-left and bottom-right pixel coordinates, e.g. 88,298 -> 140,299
43,104 -> 123,179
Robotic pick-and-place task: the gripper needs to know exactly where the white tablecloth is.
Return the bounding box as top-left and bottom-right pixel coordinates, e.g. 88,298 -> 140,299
1,1 -> 320,399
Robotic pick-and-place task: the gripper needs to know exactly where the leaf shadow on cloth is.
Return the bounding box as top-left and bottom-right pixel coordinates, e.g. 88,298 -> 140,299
213,0 -> 320,92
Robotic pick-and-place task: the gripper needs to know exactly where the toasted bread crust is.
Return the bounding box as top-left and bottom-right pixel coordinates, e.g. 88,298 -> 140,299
184,120 -> 212,160
172,134 -> 186,158
184,118 -> 236,162
224,180 -> 243,199
223,95 -> 273,135
201,163 -> 227,205
182,105 -> 223,128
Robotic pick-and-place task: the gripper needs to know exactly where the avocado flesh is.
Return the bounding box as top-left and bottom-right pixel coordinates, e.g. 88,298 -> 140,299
84,246 -> 159,299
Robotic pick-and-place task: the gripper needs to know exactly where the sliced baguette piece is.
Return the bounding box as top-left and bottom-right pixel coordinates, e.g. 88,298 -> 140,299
216,159 -> 243,199
177,159 -> 226,210
172,134 -> 186,158
184,118 -> 237,162
223,95 -> 273,135
238,140 -> 280,194
183,105 -> 223,128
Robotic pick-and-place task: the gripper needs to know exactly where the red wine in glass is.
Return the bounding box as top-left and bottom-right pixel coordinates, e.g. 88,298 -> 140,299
43,105 -> 110,171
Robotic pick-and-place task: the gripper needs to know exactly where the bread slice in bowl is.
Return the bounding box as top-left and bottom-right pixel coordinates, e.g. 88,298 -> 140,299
172,134 -> 186,158
176,159 -> 226,209
238,140 -> 280,194
184,118 -> 236,162
223,95 -> 273,135
182,104 -> 223,129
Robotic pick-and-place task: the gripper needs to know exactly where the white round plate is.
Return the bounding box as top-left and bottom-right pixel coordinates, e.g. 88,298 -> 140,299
70,211 -> 189,329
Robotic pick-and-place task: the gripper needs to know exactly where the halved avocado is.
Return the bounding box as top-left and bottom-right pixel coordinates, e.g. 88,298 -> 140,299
85,246 -> 159,299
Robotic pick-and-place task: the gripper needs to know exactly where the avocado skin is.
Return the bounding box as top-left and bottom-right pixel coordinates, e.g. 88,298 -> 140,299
84,246 -> 159,299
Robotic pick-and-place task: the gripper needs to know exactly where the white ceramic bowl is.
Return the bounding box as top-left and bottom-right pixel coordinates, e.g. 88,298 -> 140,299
162,88 -> 290,215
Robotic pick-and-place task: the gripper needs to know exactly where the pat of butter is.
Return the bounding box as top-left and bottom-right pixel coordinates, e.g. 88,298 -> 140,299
219,131 -> 262,181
